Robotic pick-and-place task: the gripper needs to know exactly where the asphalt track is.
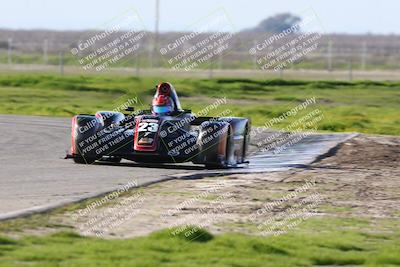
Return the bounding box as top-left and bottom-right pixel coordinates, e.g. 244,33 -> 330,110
0,115 -> 356,220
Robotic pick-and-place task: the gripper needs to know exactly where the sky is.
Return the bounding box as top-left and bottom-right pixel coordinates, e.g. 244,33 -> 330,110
0,0 -> 398,34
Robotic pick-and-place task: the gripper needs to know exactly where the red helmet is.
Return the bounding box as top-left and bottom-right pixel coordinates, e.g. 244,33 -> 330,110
152,82 -> 182,114
152,94 -> 174,114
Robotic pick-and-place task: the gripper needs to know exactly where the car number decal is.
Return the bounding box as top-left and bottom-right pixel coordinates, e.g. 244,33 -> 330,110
138,122 -> 159,133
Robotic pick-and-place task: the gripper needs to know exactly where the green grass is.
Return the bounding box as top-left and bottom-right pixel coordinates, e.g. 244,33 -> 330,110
0,74 -> 399,135
0,217 -> 399,267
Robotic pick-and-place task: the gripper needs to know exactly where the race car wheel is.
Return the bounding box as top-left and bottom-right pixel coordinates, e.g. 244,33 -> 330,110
204,126 -> 233,169
100,157 -> 122,163
241,123 -> 250,163
73,155 -> 96,164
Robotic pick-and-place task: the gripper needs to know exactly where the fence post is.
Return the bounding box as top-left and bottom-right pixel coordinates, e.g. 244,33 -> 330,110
361,41 -> 367,70
43,39 -> 48,64
348,59 -> 353,81
208,60 -> 214,79
59,52 -> 64,76
135,53 -> 141,77
218,52 -> 223,70
327,39 -> 332,71
253,40 -> 257,70
148,43 -> 153,68
8,38 -> 12,65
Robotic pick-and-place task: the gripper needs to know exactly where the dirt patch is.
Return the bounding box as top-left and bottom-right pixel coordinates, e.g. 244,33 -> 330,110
304,135 -> 400,219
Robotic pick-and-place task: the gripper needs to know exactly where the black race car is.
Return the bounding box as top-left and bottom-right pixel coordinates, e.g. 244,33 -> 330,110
68,82 -> 250,168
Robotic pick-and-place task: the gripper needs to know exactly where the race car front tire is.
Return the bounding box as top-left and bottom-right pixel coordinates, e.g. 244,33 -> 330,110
100,157 -> 122,163
73,155 -> 96,164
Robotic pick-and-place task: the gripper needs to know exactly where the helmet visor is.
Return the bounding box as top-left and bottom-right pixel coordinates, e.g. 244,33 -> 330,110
153,105 -> 173,114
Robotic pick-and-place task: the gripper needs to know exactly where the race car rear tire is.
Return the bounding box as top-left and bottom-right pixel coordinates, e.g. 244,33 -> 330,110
241,122 -> 250,163
205,128 -> 233,169
194,121 -> 233,169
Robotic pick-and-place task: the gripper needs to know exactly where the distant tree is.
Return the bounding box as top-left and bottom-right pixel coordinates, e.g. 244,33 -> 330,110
244,13 -> 302,33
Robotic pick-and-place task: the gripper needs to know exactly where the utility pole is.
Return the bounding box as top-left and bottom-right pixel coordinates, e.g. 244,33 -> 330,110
8,38 -> 12,65
153,0 -> 160,68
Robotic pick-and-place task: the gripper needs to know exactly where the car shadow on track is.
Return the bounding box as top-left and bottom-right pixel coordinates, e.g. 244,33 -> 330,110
94,161 -> 206,171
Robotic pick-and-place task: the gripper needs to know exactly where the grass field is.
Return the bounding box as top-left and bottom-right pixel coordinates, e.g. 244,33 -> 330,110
0,74 -> 399,135
0,217 -> 399,267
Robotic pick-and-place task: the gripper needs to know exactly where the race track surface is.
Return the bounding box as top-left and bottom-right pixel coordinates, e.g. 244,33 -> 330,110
0,115 -> 355,220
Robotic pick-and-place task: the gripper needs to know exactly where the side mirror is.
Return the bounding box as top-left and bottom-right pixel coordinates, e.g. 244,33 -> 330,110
125,106 -> 134,112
